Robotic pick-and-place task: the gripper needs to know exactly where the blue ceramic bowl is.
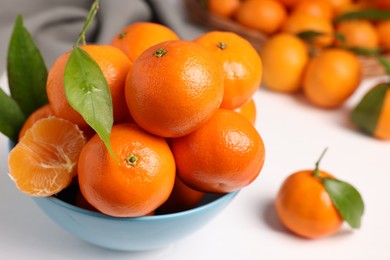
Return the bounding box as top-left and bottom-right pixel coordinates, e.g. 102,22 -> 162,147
32,191 -> 238,251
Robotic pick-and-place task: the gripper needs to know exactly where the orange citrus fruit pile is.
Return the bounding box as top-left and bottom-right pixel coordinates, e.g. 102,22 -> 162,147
8,22 -> 265,218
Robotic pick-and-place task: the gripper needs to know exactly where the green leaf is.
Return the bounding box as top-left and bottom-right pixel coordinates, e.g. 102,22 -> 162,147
0,88 -> 26,141
377,56 -> 390,76
7,15 -> 48,116
323,178 -> 364,228
64,47 -> 117,162
334,9 -> 390,23
296,30 -> 325,42
334,32 -> 346,45
347,47 -> 382,57
351,83 -> 388,135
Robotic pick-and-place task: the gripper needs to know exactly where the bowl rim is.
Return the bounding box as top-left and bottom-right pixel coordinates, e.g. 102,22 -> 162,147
33,191 -> 239,222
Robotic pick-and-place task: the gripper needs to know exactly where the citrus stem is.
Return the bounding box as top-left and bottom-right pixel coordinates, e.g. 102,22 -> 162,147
217,42 -> 227,50
313,147 -> 328,178
154,48 -> 167,57
125,154 -> 139,166
74,0 -> 99,47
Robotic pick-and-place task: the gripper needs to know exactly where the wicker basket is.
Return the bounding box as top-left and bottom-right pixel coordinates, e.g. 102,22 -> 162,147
184,0 -> 390,78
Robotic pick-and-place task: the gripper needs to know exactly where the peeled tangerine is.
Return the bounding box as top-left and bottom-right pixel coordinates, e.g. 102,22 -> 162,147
351,83 -> 390,139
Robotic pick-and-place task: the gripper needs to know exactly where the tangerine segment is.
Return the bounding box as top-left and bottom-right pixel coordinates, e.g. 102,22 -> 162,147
78,124 -> 176,217
126,40 -> 224,138
8,117 -> 86,197
171,109 -> 265,193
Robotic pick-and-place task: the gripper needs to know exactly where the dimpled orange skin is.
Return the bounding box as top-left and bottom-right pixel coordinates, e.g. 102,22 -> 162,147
275,170 -> 343,239
46,45 -> 131,129
78,124 -> 176,217
194,31 -> 262,109
303,49 -> 362,108
374,87 -> 390,139
18,104 -> 54,140
336,20 -> 379,49
171,109 -> 265,193
110,22 -> 179,63
126,40 -> 224,138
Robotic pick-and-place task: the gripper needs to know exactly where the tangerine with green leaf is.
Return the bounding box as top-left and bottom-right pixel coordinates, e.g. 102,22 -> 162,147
336,20 -> 379,49
47,45 -> 131,129
351,83 -> 390,140
275,149 -> 364,239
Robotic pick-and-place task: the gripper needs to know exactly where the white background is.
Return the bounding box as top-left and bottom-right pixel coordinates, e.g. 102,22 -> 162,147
1,72 -> 390,259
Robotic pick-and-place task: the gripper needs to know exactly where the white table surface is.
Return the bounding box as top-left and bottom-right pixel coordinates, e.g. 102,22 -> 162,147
1,71 -> 390,259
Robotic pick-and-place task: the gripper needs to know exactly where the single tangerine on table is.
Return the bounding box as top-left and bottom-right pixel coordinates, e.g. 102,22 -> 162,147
275,169 -> 343,239
18,104 -> 54,140
171,109 -> 265,194
110,22 -> 179,63
193,31 -> 262,109
336,20 -> 379,49
234,0 -> 287,35
8,117 -> 86,197
78,124 -> 176,217
234,98 -> 257,125
261,33 -> 309,93
46,45 -> 131,129
282,13 -> 334,47
303,48 -> 362,108
207,0 -> 241,18
125,40 -> 224,138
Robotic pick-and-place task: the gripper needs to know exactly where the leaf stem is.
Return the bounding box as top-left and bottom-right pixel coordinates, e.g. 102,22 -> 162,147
313,147 -> 328,178
74,0 -> 99,47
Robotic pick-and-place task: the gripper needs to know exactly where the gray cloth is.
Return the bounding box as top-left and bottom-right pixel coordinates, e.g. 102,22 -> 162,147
0,0 -> 207,74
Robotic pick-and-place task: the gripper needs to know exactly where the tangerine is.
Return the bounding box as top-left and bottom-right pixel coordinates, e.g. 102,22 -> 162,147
78,124 -> 176,217
171,109 -> 265,193
303,49 -> 361,108
126,40 -> 224,137
275,170 -> 343,238
194,31 -> 262,109
336,20 -> 379,49
207,0 -> 241,18
234,98 -> 257,125
292,0 -> 334,20
47,45 -> 131,129
282,13 -> 334,46
234,0 -> 287,35
18,104 -> 54,140
110,22 -> 179,63
261,33 -> 308,93
376,20 -> 390,51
